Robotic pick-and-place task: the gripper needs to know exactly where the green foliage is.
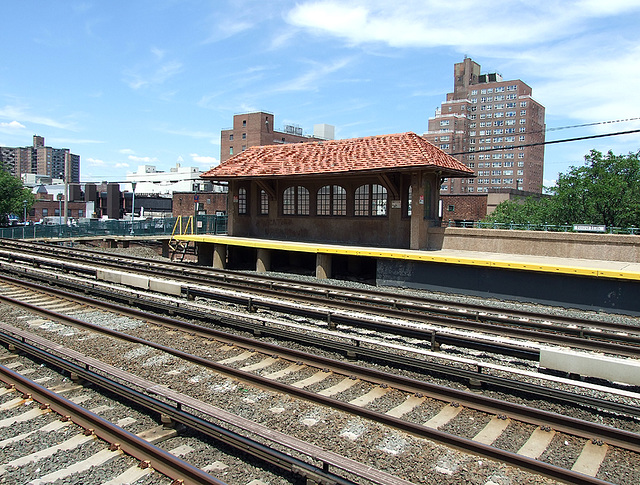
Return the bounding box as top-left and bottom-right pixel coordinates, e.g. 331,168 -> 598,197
484,149 -> 640,228
0,168 -> 35,224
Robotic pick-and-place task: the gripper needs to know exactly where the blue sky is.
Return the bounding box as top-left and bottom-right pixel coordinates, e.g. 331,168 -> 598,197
1,1 -> 639,187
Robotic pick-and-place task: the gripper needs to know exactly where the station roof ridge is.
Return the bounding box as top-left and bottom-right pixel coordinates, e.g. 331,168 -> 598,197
201,131 -> 474,180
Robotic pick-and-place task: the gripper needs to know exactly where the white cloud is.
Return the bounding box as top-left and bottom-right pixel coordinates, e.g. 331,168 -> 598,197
0,120 -> 25,130
124,59 -> 183,90
119,148 -> 135,154
115,162 -> 130,168
128,155 -> 159,163
271,57 -> 352,93
85,157 -> 105,166
190,153 -> 218,166
0,105 -> 75,130
286,1 -> 640,48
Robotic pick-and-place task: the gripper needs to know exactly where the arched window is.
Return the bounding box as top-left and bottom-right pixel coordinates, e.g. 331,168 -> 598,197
355,184 -> 387,216
259,190 -> 269,215
283,186 -> 309,215
238,187 -> 247,215
317,185 -> 346,216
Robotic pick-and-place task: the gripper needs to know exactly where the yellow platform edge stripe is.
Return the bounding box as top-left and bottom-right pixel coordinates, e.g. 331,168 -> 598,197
173,235 -> 640,281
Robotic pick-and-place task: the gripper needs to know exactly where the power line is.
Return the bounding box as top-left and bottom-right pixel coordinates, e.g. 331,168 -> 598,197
450,128 -> 640,156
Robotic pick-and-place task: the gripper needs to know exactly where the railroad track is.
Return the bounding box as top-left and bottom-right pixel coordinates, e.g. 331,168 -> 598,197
0,358 -> 226,485
1,278 -> 638,484
1,239 -> 639,359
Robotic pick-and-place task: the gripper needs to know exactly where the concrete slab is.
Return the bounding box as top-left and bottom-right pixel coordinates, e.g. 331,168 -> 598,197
423,404 -> 463,429
473,416 -> 511,445
348,387 -> 389,407
318,378 -> 359,397
136,425 -> 177,444
518,427 -> 555,459
385,395 -> 426,418
572,441 -> 608,476
540,347 -> 640,386
262,364 -> 304,380
291,371 -> 331,388
239,357 -> 278,372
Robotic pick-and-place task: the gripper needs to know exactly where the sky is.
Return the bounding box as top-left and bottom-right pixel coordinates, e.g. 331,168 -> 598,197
1,1 -> 639,187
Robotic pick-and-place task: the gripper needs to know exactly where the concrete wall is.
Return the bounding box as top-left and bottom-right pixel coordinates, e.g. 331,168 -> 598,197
427,227 -> 640,262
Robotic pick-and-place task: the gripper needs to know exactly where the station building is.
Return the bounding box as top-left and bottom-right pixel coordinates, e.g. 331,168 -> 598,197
201,131 -> 473,250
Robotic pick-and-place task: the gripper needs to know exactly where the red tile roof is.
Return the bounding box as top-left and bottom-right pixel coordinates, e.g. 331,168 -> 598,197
202,132 -> 473,179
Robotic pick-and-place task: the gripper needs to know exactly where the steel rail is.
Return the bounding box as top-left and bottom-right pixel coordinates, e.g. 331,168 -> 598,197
1,245 -> 639,358
0,290 -> 638,473
0,333 -> 363,485
0,365 -> 226,485
2,269 -> 639,419
2,239 -> 637,334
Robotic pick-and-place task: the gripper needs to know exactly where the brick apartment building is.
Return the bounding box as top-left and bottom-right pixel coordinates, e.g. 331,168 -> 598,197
424,58 -> 545,195
220,112 -> 334,164
0,135 -> 80,183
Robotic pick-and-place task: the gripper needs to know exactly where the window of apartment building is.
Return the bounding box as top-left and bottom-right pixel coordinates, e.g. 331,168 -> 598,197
242,120 -> 246,127
505,136 -> 515,142
471,98 -> 477,103
242,145 -> 246,151
242,133 -> 246,139
504,170 -> 513,176
469,114 -> 476,119
495,86 -> 505,92
506,102 -> 516,108
520,110 -> 527,116
487,88 -> 493,93
229,134 -> 234,141
491,170 -> 501,176
504,158 -> 514,164
504,178 -> 514,184
520,101 -> 527,107
440,120 -> 450,126
283,186 -> 309,215
471,90 -> 478,95
494,112 -> 504,118
519,135 -> 526,141
440,136 -> 450,141
470,131 -> 476,136
467,154 -> 475,160
238,187 -> 247,215
507,85 -> 517,91
519,118 -> 526,124
447,204 -> 455,212
229,147 -> 233,155
491,178 -> 501,184
467,162 -> 475,168
481,89 -> 486,94
495,95 -> 505,101
317,185 -> 346,216
506,111 -> 516,117
440,184 -> 448,191
517,178 -> 524,185
518,170 -> 524,175
506,120 -> 516,126
469,139 -> 476,144
42,208 -> 48,217
468,187 -> 475,192
355,184 -> 387,216
259,190 -> 269,215
494,103 -> 504,110
493,137 -> 503,143
440,144 -> 450,150
468,178 -> 475,183
505,128 -> 515,133
470,122 -> 476,128
493,129 -> 503,134
506,93 -> 517,100
518,154 -> 525,160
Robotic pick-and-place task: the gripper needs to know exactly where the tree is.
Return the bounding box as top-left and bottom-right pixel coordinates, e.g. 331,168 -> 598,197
484,149 -> 640,228
547,149 -> 640,227
0,168 -> 35,225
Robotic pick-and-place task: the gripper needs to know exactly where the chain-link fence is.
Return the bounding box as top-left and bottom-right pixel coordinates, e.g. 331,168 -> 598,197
0,214 -> 228,240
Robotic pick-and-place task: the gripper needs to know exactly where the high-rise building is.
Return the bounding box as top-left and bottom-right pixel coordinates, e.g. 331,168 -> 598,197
0,135 -> 80,182
220,112 -> 334,164
424,58 -> 545,194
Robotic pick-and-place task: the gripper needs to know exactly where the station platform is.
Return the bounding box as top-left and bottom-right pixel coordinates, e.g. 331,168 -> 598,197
175,234 -> 640,315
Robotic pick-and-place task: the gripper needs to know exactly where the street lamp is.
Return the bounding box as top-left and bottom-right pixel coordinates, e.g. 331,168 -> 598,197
57,193 -> 63,237
130,181 -> 137,236
23,200 -> 27,223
